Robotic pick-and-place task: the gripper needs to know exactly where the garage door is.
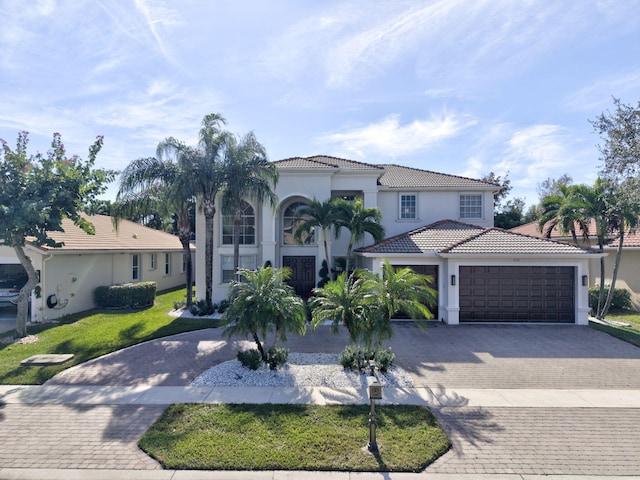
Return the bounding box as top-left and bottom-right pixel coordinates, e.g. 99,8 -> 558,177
459,266 -> 574,323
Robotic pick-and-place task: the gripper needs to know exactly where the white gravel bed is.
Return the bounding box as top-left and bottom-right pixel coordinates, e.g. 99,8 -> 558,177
191,352 -> 414,388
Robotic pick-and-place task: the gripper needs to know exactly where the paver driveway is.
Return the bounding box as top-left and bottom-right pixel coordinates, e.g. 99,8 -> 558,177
2,323 -> 640,476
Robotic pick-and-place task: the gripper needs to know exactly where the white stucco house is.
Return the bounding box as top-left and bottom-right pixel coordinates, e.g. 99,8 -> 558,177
0,214 -> 190,322
195,155 -> 602,325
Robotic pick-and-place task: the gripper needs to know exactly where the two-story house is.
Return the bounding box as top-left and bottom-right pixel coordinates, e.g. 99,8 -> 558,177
195,155 -> 601,325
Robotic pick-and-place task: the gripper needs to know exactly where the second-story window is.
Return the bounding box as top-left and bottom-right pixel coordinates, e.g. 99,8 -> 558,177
460,194 -> 483,219
222,201 -> 255,245
399,194 -> 417,219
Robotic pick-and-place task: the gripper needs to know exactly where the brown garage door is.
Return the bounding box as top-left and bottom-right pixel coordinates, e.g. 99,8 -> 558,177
459,266 -> 574,323
394,265 -> 438,319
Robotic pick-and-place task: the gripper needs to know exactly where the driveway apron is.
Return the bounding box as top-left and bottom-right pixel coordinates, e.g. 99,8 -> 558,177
1,323 -> 639,476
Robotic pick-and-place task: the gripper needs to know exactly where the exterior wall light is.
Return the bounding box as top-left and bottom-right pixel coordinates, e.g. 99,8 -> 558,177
582,275 -> 588,287
451,274 -> 456,286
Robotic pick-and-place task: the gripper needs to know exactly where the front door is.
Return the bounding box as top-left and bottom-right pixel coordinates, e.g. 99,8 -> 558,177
282,256 -> 316,298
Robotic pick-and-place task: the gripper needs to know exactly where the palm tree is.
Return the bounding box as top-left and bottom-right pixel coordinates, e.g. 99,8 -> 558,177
309,271 -> 377,347
333,198 -> 385,276
222,266 -> 306,362
221,132 -> 278,279
116,155 -> 196,306
293,198 -> 340,269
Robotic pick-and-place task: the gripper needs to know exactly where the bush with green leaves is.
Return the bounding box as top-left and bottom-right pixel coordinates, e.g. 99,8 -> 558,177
266,347 -> 289,370
189,299 -> 216,316
94,282 -> 156,309
237,349 -> 262,370
589,286 -> 632,312
339,345 -> 395,373
217,299 -> 230,314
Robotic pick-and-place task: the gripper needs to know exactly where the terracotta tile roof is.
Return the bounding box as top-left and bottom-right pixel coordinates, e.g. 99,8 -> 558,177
511,221 -> 600,239
608,229 -> 640,248
273,155 -> 383,171
357,220 -> 485,254
378,164 -> 499,189
358,220 -> 600,256
28,214 -> 184,253
441,229 -> 598,255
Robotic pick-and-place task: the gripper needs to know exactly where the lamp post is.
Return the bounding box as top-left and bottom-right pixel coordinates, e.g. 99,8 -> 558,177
367,361 -> 383,453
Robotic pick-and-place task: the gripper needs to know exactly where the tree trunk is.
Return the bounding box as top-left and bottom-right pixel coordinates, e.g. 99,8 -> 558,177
12,244 -> 38,338
203,199 -> 216,309
233,206 -> 241,281
596,251 -> 606,318
179,237 -> 193,307
600,229 -> 625,319
252,331 -> 266,361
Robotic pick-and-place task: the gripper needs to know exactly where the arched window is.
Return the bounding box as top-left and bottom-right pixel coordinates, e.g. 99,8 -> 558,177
283,201 -> 314,245
222,201 -> 255,245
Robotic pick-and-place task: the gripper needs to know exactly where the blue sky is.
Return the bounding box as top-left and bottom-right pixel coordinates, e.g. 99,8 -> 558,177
1,0 -> 639,206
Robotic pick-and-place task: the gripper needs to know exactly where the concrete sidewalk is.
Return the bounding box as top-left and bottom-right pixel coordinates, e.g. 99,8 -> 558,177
1,384 -> 640,408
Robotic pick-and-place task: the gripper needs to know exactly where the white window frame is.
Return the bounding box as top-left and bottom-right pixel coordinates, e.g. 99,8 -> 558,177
221,255 -> 257,283
164,253 -> 171,276
459,194 -> 483,219
222,200 -> 256,246
399,193 -> 418,220
132,254 -> 141,281
149,253 -> 157,270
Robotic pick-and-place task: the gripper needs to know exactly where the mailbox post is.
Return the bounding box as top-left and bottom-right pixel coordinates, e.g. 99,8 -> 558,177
367,364 -> 383,453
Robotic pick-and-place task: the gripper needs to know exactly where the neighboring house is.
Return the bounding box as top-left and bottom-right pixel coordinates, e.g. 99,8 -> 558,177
512,221 -> 640,311
195,155 -> 601,325
0,214 -> 190,322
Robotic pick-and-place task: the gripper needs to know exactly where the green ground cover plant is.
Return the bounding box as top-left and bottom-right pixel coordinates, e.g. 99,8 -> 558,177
0,288 -> 216,385
590,310 -> 640,347
138,403 -> 450,472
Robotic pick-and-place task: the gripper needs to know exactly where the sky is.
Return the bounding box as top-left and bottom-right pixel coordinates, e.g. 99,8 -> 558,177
1,0 -> 639,207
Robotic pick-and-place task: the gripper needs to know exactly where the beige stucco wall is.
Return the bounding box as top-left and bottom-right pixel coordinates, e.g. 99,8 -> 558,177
591,248 -> 640,311
27,249 -> 187,322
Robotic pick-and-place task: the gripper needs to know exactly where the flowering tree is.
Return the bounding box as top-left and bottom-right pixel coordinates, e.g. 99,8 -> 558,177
0,132 -> 116,337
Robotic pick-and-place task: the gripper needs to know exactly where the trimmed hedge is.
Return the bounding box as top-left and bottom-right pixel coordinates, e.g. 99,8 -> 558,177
94,282 -> 157,309
589,285 -> 632,311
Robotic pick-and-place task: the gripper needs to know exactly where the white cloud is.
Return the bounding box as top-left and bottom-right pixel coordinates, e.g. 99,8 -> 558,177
317,112 -> 476,159
565,70 -> 640,112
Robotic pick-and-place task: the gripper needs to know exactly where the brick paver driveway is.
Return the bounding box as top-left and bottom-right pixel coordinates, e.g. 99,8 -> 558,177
2,323 -> 639,475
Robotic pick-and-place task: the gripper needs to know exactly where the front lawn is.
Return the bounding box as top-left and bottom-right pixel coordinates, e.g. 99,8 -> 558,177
0,288 -> 217,385
139,403 -> 450,472
590,310 -> 640,347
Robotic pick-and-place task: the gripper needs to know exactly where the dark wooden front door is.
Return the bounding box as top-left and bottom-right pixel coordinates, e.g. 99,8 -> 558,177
282,256 -> 316,298
459,266 -> 574,323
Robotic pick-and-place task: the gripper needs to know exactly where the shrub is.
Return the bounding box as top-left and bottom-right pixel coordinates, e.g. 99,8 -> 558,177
94,282 -> 156,309
267,347 -> 289,370
189,300 -> 216,316
339,345 -> 395,372
237,350 -> 262,370
217,299 -> 230,314
173,300 -> 187,310
589,286 -> 632,311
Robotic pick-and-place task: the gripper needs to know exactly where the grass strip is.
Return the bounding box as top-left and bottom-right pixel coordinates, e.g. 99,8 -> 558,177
590,310 -> 640,348
0,288 -> 216,385
139,403 -> 450,472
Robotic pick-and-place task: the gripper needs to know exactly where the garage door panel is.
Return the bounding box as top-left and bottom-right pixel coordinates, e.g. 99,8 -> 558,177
459,266 -> 574,323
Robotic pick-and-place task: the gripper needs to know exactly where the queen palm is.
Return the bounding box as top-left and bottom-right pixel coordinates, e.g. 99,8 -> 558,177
293,198 -> 339,268
333,198 -> 385,277
116,155 -> 195,306
221,132 -> 278,279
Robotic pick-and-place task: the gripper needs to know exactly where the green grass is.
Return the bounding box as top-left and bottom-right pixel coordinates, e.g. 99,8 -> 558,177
138,403 -> 450,472
0,288 -> 219,385
589,310 -> 640,347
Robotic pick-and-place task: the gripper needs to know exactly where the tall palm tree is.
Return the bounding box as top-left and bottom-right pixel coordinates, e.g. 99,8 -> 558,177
333,198 -> 385,277
221,131 -> 278,279
222,266 -> 306,362
293,198 -> 339,268
116,155 -> 196,305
